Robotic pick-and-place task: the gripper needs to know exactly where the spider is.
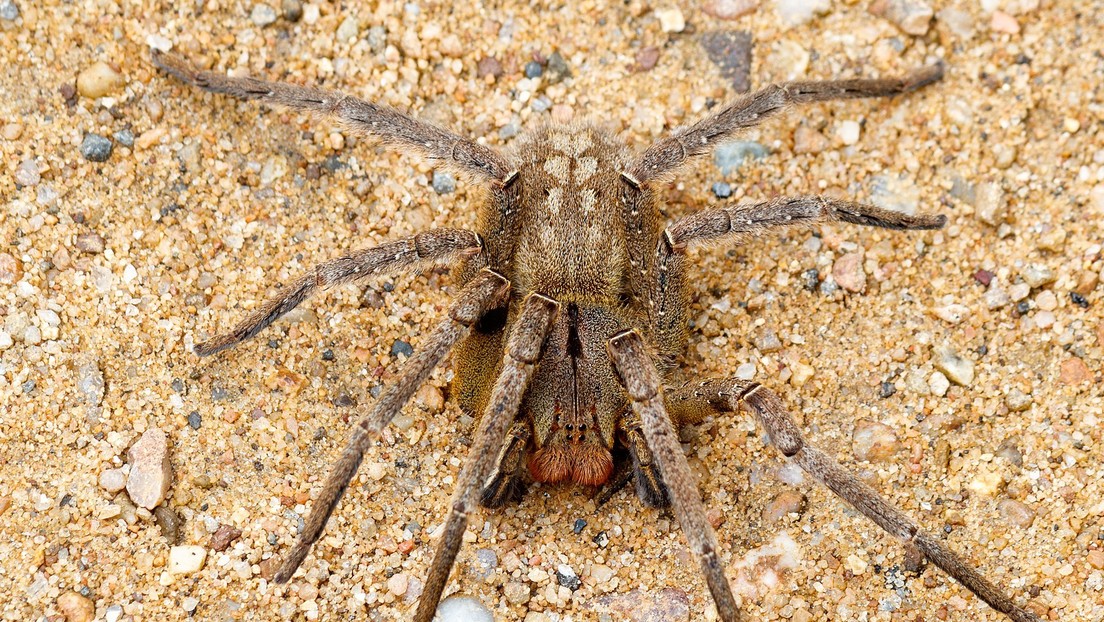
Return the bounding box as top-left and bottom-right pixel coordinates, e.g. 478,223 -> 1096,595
152,49 -> 1038,622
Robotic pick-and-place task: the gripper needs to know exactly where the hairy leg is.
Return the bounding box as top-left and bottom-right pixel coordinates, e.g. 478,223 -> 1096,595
273,269 -> 510,583
479,421 -> 531,508
416,293 -> 559,622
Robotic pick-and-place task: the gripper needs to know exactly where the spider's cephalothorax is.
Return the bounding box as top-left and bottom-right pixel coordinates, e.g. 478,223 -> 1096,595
154,49 -> 1039,622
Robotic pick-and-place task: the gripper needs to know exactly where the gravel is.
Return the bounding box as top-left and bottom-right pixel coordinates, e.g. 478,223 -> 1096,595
80,133 -> 113,162
700,30 -> 753,92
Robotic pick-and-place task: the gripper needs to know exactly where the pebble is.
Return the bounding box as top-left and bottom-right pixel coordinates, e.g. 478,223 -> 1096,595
0,253 -> 21,283
0,0 -> 18,21
544,52 -> 571,85
76,61 -> 123,99
391,339 -> 414,357
168,545 -> 207,574
636,46 -> 660,71
336,16 -> 359,42
762,490 -> 805,524
282,0 -> 303,21
181,596 -> 199,613
504,581 -> 531,605
1021,264 -> 1055,288
753,329 -> 782,353
387,572 -> 409,596
155,506 -> 182,544
852,420 -> 900,462
126,427 -> 173,510
591,588 -> 690,620
1087,550 -> 1104,571
99,468 -> 126,493
524,60 -> 543,79
187,411 -> 202,429
928,370 -> 950,397
250,4 -> 277,26
773,0 -> 829,26
436,596 -> 492,622
57,591 -> 95,622
932,346 -> 974,386
15,159 -> 40,186
711,181 -> 732,198
656,7 -> 685,33
1059,358 -> 1091,385
113,128 -> 134,148
1004,388 -> 1032,412
700,31 -> 753,92
832,251 -> 866,293
974,182 -> 1006,225
869,174 -> 920,215
869,0 -> 934,36
590,563 -> 615,584
704,0 -> 758,20
80,134 -> 113,162
932,303 -> 970,324
2,122 -> 22,140
837,120 -> 861,145
997,499 -> 1035,528
793,126 -> 829,154
432,171 -> 456,194
556,563 -> 580,590
789,361 -> 814,387
210,524 -> 242,551
1008,282 -> 1031,302
473,548 -> 497,578
477,56 -> 503,79
713,140 -> 766,175
991,10 -> 1020,34
939,7 -> 975,39
1035,290 -> 1058,311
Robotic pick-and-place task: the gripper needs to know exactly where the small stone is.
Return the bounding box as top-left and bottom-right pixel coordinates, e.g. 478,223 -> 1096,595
1008,282 -> 1031,302
80,134 -> 113,162
432,170 -> 456,194
869,174 -> 920,216
932,303 -> 970,324
477,56 -> 503,79
1062,117 -> 1080,134
436,595 -> 493,622
773,0 -> 829,26
656,7 -> 685,32
869,0 -> 934,36
57,591 -> 95,622
1035,290 -> 1058,311
753,329 -> 783,353
474,548 -> 497,578
591,563 -> 616,583
832,251 -> 866,293
713,140 -> 767,175
99,468 -> 126,493
250,3 -> 277,26
700,30 -> 753,92
544,52 -> 572,85
282,0 -> 303,21
1087,550 -> 1104,570
0,253 -> 22,284
15,159 -> 40,186
387,572 -> 409,596
523,60 -> 543,79
181,597 -> 199,613
704,0 -> 758,20
852,420 -> 900,462
789,361 -> 814,387
1021,264 -> 1055,288
168,545 -> 207,574
187,411 -> 202,429
391,339 -> 414,358
2,122 -> 22,140
77,61 -> 123,99
1004,388 -> 1032,412
938,7 -> 975,39
126,427 -> 173,510
997,499 -> 1035,528
1059,358 -> 1091,386
711,181 -> 732,198
991,10 -> 1020,34
837,120 -> 861,145
504,581 -> 531,605
0,0 -> 19,21
974,182 -> 1006,225
932,346 -> 974,386
973,269 -> 994,286
635,46 -> 660,71
155,506 -> 182,544
336,16 -> 359,42
793,126 -> 829,154
556,563 -> 580,590
763,490 -> 805,524
210,524 -> 242,551
928,370 -> 950,397
113,128 -> 134,148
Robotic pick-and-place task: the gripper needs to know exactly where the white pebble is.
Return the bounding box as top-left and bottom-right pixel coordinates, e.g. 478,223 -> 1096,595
436,596 -> 493,622
656,7 -> 685,32
168,545 -> 207,574
929,371 -> 950,397
838,120 -> 861,145
933,346 -> 975,386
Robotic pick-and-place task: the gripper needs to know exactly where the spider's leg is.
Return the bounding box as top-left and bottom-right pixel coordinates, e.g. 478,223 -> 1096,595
151,50 -> 511,182
194,229 -> 482,356
630,64 -> 943,182
479,421 -> 531,509
607,331 -> 741,622
667,378 -> 1040,622
273,268 -> 509,583
416,292 -> 559,622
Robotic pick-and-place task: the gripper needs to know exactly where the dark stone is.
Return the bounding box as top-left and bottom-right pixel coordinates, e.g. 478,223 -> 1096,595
80,133 -> 114,162
187,411 -> 202,429
544,51 -> 571,85
973,269 -> 994,286
524,61 -> 543,78
878,381 -> 897,399
700,30 -> 753,93
572,518 -> 587,534
391,340 -> 414,357
711,181 -> 732,198
210,524 -> 243,552
476,56 -> 503,79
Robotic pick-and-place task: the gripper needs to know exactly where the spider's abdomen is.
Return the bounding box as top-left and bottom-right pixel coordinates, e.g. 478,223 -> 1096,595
504,123 -> 642,303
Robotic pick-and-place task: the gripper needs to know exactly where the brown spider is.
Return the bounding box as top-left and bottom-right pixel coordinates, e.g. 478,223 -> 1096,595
152,49 -> 1038,622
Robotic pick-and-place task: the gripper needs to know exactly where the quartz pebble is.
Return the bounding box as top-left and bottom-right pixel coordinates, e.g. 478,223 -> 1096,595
932,346 -> 974,386
99,468 -> 126,492
974,182 -> 1006,225
126,427 -> 173,510
1021,264 -> 1055,288
832,251 -> 866,293
56,591 -> 95,622
432,171 -> 456,194
168,545 -> 207,574
932,303 -> 970,324
852,420 -> 900,462
704,0 -> 758,20
773,0 -> 829,26
250,3 -> 277,26
869,0 -> 933,35
793,126 -> 828,154
763,490 -> 805,523
1004,388 -> 1032,412
15,159 -> 40,186
0,0 -> 18,21
997,499 -> 1035,528
929,370 -> 950,397
504,581 -> 530,604
837,120 -> 861,145
656,7 -> 685,33
436,595 -> 492,622
0,253 -> 21,283
76,61 -> 123,98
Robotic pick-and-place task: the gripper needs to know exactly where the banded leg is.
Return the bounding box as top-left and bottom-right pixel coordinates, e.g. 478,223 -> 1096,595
671,378 -> 1039,622
273,269 -> 510,583
194,229 -> 482,356
151,50 -> 511,181
479,422 -> 530,508
630,64 -> 943,182
416,293 -> 559,622
608,331 -> 740,622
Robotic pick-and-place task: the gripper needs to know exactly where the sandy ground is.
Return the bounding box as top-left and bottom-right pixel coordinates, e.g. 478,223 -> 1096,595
1,1 -> 1102,621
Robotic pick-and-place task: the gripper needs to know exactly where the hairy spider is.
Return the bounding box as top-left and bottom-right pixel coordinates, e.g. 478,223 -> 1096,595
152,49 -> 1038,621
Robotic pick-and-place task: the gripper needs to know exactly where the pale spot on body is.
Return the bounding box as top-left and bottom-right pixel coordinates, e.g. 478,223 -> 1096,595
544,156 -> 570,182
580,188 -> 597,213
546,187 -> 564,216
575,157 -> 598,183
